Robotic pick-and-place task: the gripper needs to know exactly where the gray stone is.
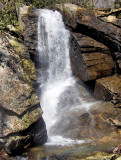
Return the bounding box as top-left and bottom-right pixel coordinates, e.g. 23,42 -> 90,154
0,32 -> 47,155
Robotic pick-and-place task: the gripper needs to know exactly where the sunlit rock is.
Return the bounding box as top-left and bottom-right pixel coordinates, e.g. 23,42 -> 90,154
105,15 -> 117,22
94,74 -> 121,101
56,3 -> 121,52
0,32 -> 47,155
81,152 -> 115,160
70,33 -> 114,81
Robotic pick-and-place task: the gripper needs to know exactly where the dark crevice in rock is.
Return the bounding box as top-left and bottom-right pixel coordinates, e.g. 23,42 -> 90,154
3,117 -> 47,156
0,104 -> 19,117
0,117 -> 47,143
16,90 -> 35,105
80,46 -> 109,53
30,53 -> 36,63
87,62 -> 112,68
0,102 -> 40,119
9,31 -> 24,40
116,61 -> 121,74
19,103 -> 40,119
108,22 -> 121,29
84,80 -> 96,92
99,17 -> 121,29
86,57 -> 108,61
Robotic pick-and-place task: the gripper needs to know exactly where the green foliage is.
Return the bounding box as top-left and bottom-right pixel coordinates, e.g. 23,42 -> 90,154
0,0 -> 121,31
0,0 -> 18,31
22,0 -> 65,8
22,0 -> 94,8
22,0 -> 54,8
28,0 -> 98,9
118,13 -> 121,19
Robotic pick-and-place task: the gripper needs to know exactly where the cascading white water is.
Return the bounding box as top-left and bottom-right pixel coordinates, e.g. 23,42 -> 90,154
37,9 -> 93,146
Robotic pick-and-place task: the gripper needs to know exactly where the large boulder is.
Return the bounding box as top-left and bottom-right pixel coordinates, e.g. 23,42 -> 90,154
0,32 -> 47,155
70,33 -> 114,81
56,3 -> 121,52
5,117 -> 47,156
94,74 -> 121,102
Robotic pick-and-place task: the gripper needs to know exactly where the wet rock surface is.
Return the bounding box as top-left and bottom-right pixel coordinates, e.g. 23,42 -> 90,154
49,101 -> 121,142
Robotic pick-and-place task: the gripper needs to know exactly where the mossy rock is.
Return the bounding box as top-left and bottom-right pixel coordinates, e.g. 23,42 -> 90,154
6,34 -> 36,84
7,36 -> 25,53
29,93 -> 39,106
5,135 -> 32,155
82,152 -> 115,160
16,4 -> 34,33
21,59 -> 36,83
20,107 -> 42,129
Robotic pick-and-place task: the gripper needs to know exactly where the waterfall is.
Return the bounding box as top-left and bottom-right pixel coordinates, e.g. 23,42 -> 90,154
37,9 -> 92,146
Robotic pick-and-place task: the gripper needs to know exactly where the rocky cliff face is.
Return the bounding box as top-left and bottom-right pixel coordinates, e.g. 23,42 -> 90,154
56,3 -> 121,106
0,6 -> 47,155
70,33 -> 114,81
57,4 -> 121,52
0,2 -> 120,158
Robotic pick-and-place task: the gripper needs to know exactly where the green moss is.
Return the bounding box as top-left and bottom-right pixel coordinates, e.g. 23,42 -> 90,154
29,93 -> 39,106
0,0 -> 18,31
8,38 -> 25,52
84,152 -> 115,160
21,59 -> 36,83
7,36 -> 36,84
20,108 -> 42,129
23,0 -> 55,8
118,13 -> 121,19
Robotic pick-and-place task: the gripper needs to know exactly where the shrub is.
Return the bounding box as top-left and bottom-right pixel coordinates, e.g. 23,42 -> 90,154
0,0 -> 18,30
